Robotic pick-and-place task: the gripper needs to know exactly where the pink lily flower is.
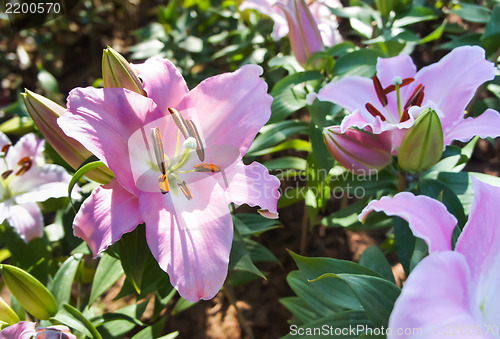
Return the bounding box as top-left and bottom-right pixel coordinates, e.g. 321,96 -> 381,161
58,60 -> 280,302
0,321 -> 76,339
0,132 -> 74,242
240,0 -> 342,47
359,177 -> 500,338
317,46 -> 500,152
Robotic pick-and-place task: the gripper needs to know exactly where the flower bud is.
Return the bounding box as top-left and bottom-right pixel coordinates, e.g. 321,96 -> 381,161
398,108 -> 443,171
323,126 -> 393,175
0,265 -> 58,320
0,297 -> 20,325
276,0 -> 323,66
102,47 -> 146,95
22,90 -> 114,184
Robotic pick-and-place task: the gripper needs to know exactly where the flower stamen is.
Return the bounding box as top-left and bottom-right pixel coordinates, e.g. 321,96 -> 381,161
15,156 -> 32,176
169,107 -> 190,139
1,170 -> 12,179
177,180 -> 193,200
383,78 -> 414,94
365,103 -> 387,121
151,127 -> 170,194
185,119 -> 205,162
372,76 -> 388,107
194,163 -> 221,173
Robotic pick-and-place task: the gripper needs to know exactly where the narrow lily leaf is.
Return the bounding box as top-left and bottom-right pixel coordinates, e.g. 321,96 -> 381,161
48,254 -> 83,305
68,159 -> 106,200
280,296 -> 318,325
171,298 -> 196,315
359,247 -> 396,285
312,273 -> 400,328
119,224 -> 149,294
232,214 -> 281,236
89,253 -> 124,305
61,303 -> 102,339
0,264 -> 58,320
228,230 -> 266,279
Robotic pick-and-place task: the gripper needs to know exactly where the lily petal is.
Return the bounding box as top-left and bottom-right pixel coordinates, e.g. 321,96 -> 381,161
414,46 -> 495,131
4,202 -> 43,242
359,192 -> 457,253
219,161 -> 280,218
178,65 -> 272,156
443,109 -> 500,146
73,179 -> 142,257
318,76 -> 379,119
11,164 -> 74,203
388,252 -> 483,339
455,177 -> 500,279
60,87 -> 158,194
0,321 -> 36,339
133,58 -> 189,114
376,54 -> 417,88
139,177 -> 233,302
6,133 -> 45,168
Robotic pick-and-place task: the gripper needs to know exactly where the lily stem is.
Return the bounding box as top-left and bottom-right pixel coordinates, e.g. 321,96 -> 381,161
223,283 -> 254,339
398,170 -> 407,192
300,204 -> 308,255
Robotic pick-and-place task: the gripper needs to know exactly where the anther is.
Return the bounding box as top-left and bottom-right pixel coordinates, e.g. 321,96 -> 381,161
168,107 -> 190,139
1,144 -> 11,157
194,163 -> 221,173
1,170 -> 12,179
177,180 -> 193,200
372,76 -> 388,107
365,103 -> 386,121
383,78 -> 414,94
400,110 -> 410,122
404,84 -> 424,110
151,127 -> 169,194
15,156 -> 32,176
185,119 -> 205,162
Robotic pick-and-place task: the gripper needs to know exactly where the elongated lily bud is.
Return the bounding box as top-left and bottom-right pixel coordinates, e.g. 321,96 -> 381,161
0,265 -> 58,320
102,47 -> 146,95
276,0 -> 323,66
323,126 -> 393,175
398,108 -> 443,171
0,297 -> 20,325
22,90 -> 114,184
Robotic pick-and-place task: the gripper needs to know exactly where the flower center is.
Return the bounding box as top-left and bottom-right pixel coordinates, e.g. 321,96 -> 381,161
148,107 -> 221,200
365,75 -> 425,124
0,144 -> 33,200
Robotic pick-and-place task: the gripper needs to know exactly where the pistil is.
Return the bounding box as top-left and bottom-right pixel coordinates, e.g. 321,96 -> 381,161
392,77 -> 403,121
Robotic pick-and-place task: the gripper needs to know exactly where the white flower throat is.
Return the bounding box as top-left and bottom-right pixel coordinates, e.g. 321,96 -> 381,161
0,144 -> 33,200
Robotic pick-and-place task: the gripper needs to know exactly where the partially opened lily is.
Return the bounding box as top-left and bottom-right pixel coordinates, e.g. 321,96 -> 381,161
317,46 -> 500,152
359,177 -> 500,338
58,59 -> 280,302
0,321 -> 76,339
0,132 -> 74,242
240,0 -> 341,46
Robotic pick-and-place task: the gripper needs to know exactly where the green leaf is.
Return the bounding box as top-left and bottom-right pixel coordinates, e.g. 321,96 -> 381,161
450,3 -> 490,23
482,5 -> 500,39
333,49 -> 385,76
280,296 -> 318,325
96,301 -> 148,337
290,252 -> 380,311
171,298 -> 196,315
59,303 -> 102,339
89,253 -> 124,305
68,158 -> 106,200
248,139 -> 312,157
232,213 -> 281,236
314,273 -> 400,328
417,19 -> 447,44
119,224 -> 149,294
286,270 -> 341,316
269,86 -> 307,123
271,71 -> 323,94
359,246 -> 396,284
247,120 -> 309,155
48,254 -> 83,305
264,156 -> 307,171
393,6 -> 438,27
37,69 -> 59,94
228,230 -> 265,279
244,238 -> 279,263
